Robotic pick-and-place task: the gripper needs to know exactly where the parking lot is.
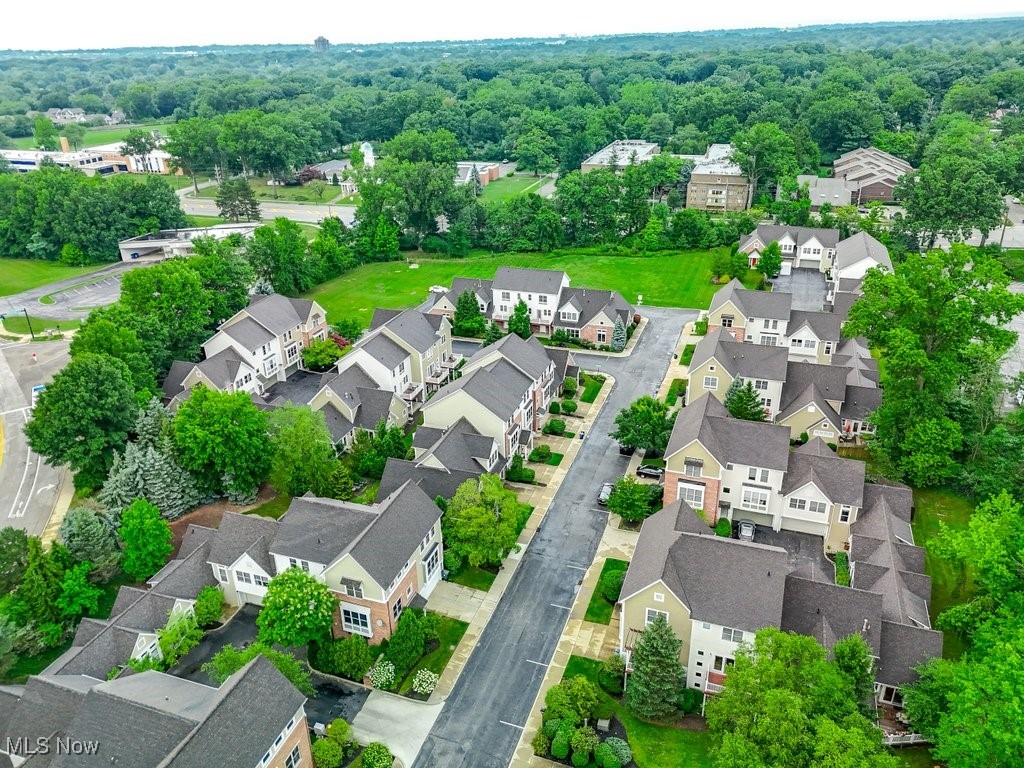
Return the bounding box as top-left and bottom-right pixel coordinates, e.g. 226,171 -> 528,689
770,268 -> 828,311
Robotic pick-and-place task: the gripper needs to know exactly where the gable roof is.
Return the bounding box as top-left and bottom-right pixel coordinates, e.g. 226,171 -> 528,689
426,359 -> 532,422
690,328 -> 789,381
412,417 -> 495,474
840,385 -> 883,422
438,277 -> 492,309
376,458 -> 479,504
554,286 -> 633,328
876,620 -> 944,687
778,361 -> 849,421
360,333 -> 409,370
493,266 -> 567,295
665,393 -> 791,471
739,224 -> 840,251
781,575 -> 883,654
3,676 -> 90,766
783,439 -> 865,507
218,317 -> 274,351
244,294 -> 315,335
191,348 -> 254,390
833,147 -> 914,189
162,360 -> 194,399
468,333 -> 552,381
787,310 -> 842,342
707,279 -> 792,321
373,309 -> 443,354
620,501 -> 713,602
835,231 -> 892,272
206,512 -> 278,573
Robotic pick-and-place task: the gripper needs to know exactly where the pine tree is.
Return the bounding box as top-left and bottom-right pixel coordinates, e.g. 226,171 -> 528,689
471,164 -> 483,196
724,380 -> 767,422
610,317 -> 627,352
144,445 -> 201,520
328,463 -> 354,501
508,300 -> 532,339
19,538 -> 65,625
59,507 -> 118,563
484,322 -> 504,345
135,398 -> 170,449
625,613 -> 683,721
99,442 -> 147,515
453,290 -> 486,337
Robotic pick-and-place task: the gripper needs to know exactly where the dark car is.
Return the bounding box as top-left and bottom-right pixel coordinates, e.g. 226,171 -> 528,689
618,444 -> 636,456
636,465 -> 665,480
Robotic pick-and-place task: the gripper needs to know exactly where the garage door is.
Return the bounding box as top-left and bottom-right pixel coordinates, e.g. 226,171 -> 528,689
780,261 -> 792,276
733,510 -> 774,528
782,517 -> 828,537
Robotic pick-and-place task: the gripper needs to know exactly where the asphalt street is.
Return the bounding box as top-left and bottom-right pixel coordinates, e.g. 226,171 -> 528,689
0,340 -> 70,536
179,194 -> 357,225
412,306 -> 695,768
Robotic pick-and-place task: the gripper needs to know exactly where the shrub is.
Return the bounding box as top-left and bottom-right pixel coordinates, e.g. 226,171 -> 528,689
361,742 -> 393,768
666,378 -> 688,406
325,719 -> 354,753
529,444 -> 552,462
595,743 -> 622,768
543,718 -> 563,737
412,669 -> 439,695
562,377 -> 578,396
827,442 -> 838,452
835,551 -> 851,586
315,634 -> 375,680
599,570 -> 625,602
506,454 -> 536,483
369,659 -> 395,690
604,737 -> 632,766
550,728 -> 571,760
543,419 -> 566,436
385,610 -> 425,679
599,653 -> 626,695
311,738 -> 344,768
571,750 -> 590,767
552,329 -> 570,346
561,400 -> 578,415
193,585 -> 224,627
570,727 -> 599,766
677,686 -> 703,714
799,431 -> 809,444
693,318 -> 708,335
420,611 -> 441,643
548,401 -> 561,415
715,518 -> 732,537
531,731 -> 551,757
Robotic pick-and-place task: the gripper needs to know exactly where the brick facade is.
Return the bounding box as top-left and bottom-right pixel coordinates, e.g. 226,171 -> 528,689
267,714 -> 314,768
705,324 -> 746,342
331,559 -> 424,644
664,471 -> 723,522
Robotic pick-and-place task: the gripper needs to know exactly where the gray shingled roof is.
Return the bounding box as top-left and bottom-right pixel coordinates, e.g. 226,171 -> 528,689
665,394 -> 791,471
781,575 -> 883,654
788,310 -> 842,342
470,333 -> 552,381
413,417 -> 495,473
840,385 -> 882,422
369,308 -> 403,328
192,348 -> 253,390
2,676 -> 89,766
835,231 -> 892,272
739,223 -> 840,251
319,401 -> 356,443
272,496 -> 376,565
244,293 -> 314,335
783,439 -> 865,507
351,388 -> 397,430
162,360 -> 193,398
554,286 -> 633,328
690,328 -> 789,381
778,361 -> 849,420
707,279 -> 792,321
544,347 -> 577,381
374,309 -> 441,353
219,317 -> 274,351
876,620 -> 944,687
361,333 -> 409,370
323,362 -> 380,403
493,266 -> 567,295
207,512 -> 279,572
145,538 -> 216,600
829,291 -> 860,322
427,359 -> 532,422
441,277 -> 492,309
377,458 -> 479,503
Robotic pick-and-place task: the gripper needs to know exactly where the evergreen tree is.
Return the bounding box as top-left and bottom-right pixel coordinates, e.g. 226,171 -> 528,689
327,463 -> 354,501
144,444 -> 201,520
471,164 -> 483,196
484,322 -> 504,345
508,299 -> 532,339
625,613 -> 683,721
98,441 -> 147,515
215,178 -> 261,222
724,380 -> 767,422
19,538 -> 65,626
610,317 -> 627,352
59,507 -> 118,563
135,398 -> 170,449
453,290 -> 486,337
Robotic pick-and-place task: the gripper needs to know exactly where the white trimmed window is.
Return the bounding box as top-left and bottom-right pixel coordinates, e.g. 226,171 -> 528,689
253,574 -> 269,587
597,329 -> 607,343
653,592 -> 665,602
721,315 -> 733,328
342,606 -> 371,636
645,608 -> 669,625
722,627 -> 744,642
678,481 -> 705,508
839,505 -> 853,523
703,376 -> 718,390
236,571 -> 252,585
288,558 -> 310,572
747,467 -> 769,484
754,379 -> 768,390
741,488 -> 769,512
216,566 -> 227,582
713,655 -> 735,672
788,498 -> 806,511
392,597 -> 403,621
809,500 -> 827,514
285,745 -> 302,768
683,460 -> 702,478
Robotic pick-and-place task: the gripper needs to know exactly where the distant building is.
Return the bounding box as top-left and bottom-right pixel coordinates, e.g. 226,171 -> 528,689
581,140 -> 660,172
791,175 -> 859,211
119,223 -> 257,262
92,140 -> 175,174
43,107 -> 86,125
0,148 -> 126,175
681,144 -> 750,212
455,161 -> 501,187
833,147 -> 914,203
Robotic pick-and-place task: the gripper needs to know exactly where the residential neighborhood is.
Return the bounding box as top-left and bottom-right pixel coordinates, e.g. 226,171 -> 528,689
2,15 -> 1023,768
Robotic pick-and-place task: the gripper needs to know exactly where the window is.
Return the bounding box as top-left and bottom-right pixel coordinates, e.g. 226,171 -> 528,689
342,607 -> 371,636
341,578 -> 364,599
678,482 -> 705,508
392,597 -> 403,621
501,291 -> 510,300
597,329 -> 607,343
720,315 -> 733,328
824,342 -> 833,355
808,500 -> 827,514
285,745 -> 302,768
254,574 -> 269,587
762,319 -> 778,330
424,544 -> 440,579
754,379 -> 768,390
538,295 -> 547,304
760,335 -> 778,346
702,622 -> 711,630
560,311 -> 578,322
703,376 -> 718,390
747,467 -> 769,484
722,627 -> 744,643
840,505 -> 852,523
683,461 -> 702,478
288,558 -> 310,572
760,398 -> 772,409
645,608 -> 669,625
216,566 -> 227,582
654,592 -> 665,602
788,498 -> 806,511
741,488 -> 769,512
236,571 -> 252,585
286,344 -> 299,362
713,655 -> 735,672
567,328 -> 580,338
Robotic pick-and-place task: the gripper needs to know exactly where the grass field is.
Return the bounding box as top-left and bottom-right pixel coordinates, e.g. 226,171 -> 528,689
0,259 -> 103,297
563,655 -> 715,767
1,314 -> 81,335
305,248 -> 758,326
11,122 -> 175,150
911,487 -> 977,659
196,177 -> 345,204
397,614 -> 469,694
187,215 -> 226,227
584,558 -> 629,624
246,494 -> 292,520
478,173 -> 546,202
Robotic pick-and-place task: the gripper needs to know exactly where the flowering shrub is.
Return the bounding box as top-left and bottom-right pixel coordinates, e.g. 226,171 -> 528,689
412,669 -> 439,695
368,659 -> 395,690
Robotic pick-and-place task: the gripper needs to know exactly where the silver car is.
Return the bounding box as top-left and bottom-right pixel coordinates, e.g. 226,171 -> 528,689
737,520 -> 756,542
598,483 -> 614,505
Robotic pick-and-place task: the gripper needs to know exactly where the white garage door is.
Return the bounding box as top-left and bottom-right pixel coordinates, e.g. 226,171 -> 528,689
783,517 -> 828,537
780,261 -> 792,276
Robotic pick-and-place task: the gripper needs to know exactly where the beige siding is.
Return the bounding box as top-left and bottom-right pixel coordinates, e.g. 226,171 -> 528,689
422,391 -> 506,447
323,555 -> 386,603
621,582 -> 692,664
665,439 -> 722,476
778,406 -> 840,441
706,300 -> 746,330
686,360 -> 732,405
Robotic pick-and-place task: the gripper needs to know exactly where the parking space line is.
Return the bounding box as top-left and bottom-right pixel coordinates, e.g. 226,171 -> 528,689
565,564 -> 588,571
525,659 -> 548,667
550,603 -> 571,610
498,720 -> 524,730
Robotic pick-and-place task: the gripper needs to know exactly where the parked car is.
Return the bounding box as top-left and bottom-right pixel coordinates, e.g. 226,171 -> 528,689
618,444 -> 636,456
737,520 -> 756,542
636,465 -> 665,480
598,482 -> 614,505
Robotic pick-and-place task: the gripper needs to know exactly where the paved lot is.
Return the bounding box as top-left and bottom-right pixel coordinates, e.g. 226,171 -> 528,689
306,677 -> 370,732
755,527 -> 836,583
170,604 -> 261,684
0,262 -> 135,322
0,340 -> 70,536
771,268 -> 827,311
411,306 -> 695,768
264,369 -> 325,405
180,194 -> 356,226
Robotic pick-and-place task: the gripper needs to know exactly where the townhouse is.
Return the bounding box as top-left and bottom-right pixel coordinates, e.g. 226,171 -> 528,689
203,481 -> 443,644
738,224 -> 839,273
307,362 -> 408,449
686,328 -> 788,415
833,147 -> 914,203
428,267 -> 635,341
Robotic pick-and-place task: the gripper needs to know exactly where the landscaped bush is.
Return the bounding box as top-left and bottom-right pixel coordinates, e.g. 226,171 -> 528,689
570,727 -> 599,767
693,319 -> 708,335
548,400 -> 561,414
552,329 -> 570,346
550,727 -> 571,760
412,669 -> 439,695
543,419 -> 567,436
385,610 -> 425,680
562,377 -> 578,397
677,686 -> 703,714
506,454 -> 536,483
368,659 -> 395,690
598,653 -> 626,695
681,344 -> 697,365
529,444 -> 552,463
361,742 -> 393,768
543,717 -> 563,736
561,400 -> 578,415
193,585 -> 224,627
604,737 -> 632,766
715,518 -> 732,537
531,731 -> 551,757
835,551 -> 851,586
827,442 -> 838,452
599,570 -> 625,602
311,737 -> 344,768
312,634 -> 375,681
595,743 -> 622,768
799,431 -> 809,444
325,719 -> 355,755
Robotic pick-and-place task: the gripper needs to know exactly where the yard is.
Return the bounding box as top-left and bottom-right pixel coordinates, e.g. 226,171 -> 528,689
11,122 -> 176,150
579,372 -> 605,404
245,494 -> 292,520
195,177 -> 346,204
0,259 -> 103,297
911,487 -> 977,659
303,249 -> 761,326
448,565 -> 496,592
478,173 -> 546,202
563,655 -> 715,768
396,614 -> 469,694
583,558 -> 629,624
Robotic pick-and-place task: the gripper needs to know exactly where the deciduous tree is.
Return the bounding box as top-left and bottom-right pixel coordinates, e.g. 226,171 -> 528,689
442,474 -> 528,571
756,242 -> 783,279
119,499 -> 173,581
508,299 -> 532,339
257,568 -> 338,648
202,641 -> 316,696
610,396 -> 673,456
268,404 -> 337,497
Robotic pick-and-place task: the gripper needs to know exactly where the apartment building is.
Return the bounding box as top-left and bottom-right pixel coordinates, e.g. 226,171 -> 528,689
681,144 -> 751,212
581,140 -> 660,172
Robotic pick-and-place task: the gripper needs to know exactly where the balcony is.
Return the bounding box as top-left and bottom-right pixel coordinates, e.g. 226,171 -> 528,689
399,382 -> 424,401
440,353 -> 464,369
426,368 -> 447,386
704,681 -> 724,694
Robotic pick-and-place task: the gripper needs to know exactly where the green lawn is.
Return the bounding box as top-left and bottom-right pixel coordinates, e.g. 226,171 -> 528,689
352,481 -> 380,505
303,249 -> 759,327
246,494 -> 292,520
478,173 -> 545,202
580,373 -> 605,403
163,173 -> 213,192
12,122 -> 176,150
0,259 -> 103,297
545,452 -> 564,466
448,565 -> 497,592
563,655 -> 715,768
1,314 -> 81,335
397,614 -> 469,694
584,558 -> 629,624
187,215 -> 226,227
196,177 -> 344,204
681,344 -> 697,366
911,487 -> 977,659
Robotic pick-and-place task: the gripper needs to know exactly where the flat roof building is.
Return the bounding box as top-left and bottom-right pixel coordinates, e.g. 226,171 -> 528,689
119,223 -> 258,262
791,175 -> 859,210
681,144 -> 751,212
0,148 -> 127,175
581,140 -> 660,172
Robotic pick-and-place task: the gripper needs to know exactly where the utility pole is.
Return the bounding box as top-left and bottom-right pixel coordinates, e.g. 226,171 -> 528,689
22,308 -> 35,340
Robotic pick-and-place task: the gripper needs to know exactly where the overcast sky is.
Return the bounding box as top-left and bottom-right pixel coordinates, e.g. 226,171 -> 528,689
2,2 -> 1021,51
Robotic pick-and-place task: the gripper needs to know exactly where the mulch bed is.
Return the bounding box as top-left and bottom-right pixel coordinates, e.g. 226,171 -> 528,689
168,485 -> 278,555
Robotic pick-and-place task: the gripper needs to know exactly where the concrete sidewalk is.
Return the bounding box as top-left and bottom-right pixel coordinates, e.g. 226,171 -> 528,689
657,318 -> 702,400
352,691 -> 444,768
424,374 -> 617,705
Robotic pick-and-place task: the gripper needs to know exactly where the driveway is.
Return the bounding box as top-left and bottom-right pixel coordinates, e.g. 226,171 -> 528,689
353,692 -> 443,767
754,527 -> 836,583
169,604 -> 261,684
770,268 -> 827,311
0,262 -> 137,322
306,676 -> 371,731
411,306 -> 695,768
